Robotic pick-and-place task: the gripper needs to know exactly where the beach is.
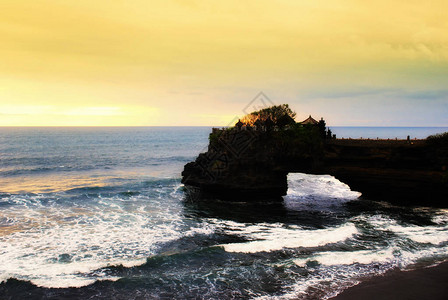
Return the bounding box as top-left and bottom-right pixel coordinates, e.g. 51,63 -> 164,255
332,262 -> 448,300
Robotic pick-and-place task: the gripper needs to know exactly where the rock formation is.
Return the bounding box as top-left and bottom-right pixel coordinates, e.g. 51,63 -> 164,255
182,126 -> 448,206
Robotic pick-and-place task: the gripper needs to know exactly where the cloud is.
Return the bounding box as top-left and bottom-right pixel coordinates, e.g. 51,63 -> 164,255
0,0 -> 447,126
302,87 -> 448,101
403,89 -> 448,100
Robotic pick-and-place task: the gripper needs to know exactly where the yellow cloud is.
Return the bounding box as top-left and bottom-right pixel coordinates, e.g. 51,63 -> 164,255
0,0 -> 447,126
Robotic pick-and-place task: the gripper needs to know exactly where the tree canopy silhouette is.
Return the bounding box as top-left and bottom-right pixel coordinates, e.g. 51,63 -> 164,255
241,104 -> 296,126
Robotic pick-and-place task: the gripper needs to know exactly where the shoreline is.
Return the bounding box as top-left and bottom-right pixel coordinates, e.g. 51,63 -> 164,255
330,261 -> 448,300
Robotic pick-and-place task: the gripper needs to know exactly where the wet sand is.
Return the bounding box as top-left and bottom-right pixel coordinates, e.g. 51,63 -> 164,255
331,262 -> 448,300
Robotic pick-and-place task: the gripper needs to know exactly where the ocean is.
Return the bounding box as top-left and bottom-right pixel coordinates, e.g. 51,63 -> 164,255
0,126 -> 447,299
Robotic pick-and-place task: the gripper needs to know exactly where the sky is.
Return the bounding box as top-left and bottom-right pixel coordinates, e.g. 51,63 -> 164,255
1,0 -> 447,126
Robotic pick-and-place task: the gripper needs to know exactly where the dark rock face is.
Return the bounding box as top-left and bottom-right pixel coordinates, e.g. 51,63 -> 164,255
182,128 -> 448,206
182,129 -> 291,201
320,140 -> 448,205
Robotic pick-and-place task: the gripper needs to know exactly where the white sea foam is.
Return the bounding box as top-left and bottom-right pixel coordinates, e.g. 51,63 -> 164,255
294,248 -> 396,267
273,212 -> 448,300
252,208 -> 448,300
220,223 -> 358,253
0,192 -> 216,288
285,173 -> 361,200
267,244 -> 448,300
364,214 -> 448,245
217,174 -> 363,254
432,209 -> 448,225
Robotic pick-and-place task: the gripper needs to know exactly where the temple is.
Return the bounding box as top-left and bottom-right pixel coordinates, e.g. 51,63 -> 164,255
299,115 -> 318,125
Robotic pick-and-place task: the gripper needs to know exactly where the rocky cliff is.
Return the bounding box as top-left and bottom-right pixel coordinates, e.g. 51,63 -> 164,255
182,128 -> 448,206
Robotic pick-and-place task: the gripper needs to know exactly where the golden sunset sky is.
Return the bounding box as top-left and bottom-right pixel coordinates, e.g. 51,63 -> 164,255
1,0 -> 447,126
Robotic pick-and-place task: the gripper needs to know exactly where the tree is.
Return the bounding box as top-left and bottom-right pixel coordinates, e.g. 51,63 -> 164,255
318,118 -> 326,139
241,104 -> 296,125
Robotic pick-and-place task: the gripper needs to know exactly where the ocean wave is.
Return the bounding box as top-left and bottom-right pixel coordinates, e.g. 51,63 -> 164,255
363,214 -> 448,245
219,222 -> 358,253
0,182 -> 202,288
0,217 -> 222,288
0,166 -> 104,181
285,173 -> 362,201
294,248 -> 396,267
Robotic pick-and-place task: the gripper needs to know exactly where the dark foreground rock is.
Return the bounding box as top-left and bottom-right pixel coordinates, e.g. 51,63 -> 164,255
182,128 -> 448,206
